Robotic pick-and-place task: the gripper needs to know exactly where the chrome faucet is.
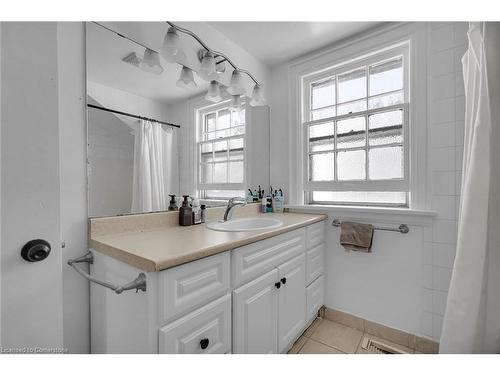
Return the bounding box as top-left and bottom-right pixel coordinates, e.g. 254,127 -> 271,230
223,197 -> 247,221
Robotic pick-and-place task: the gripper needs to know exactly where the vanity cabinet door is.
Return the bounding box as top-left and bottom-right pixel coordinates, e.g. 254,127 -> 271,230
232,268 -> 279,354
277,253 -> 306,353
158,294 -> 231,354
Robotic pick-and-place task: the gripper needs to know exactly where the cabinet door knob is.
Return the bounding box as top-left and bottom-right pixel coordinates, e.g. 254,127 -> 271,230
274,281 -> 281,289
281,277 -> 287,285
200,338 -> 209,350
21,239 -> 51,262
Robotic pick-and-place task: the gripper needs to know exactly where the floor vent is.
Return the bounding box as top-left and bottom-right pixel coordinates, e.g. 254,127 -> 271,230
360,337 -> 410,354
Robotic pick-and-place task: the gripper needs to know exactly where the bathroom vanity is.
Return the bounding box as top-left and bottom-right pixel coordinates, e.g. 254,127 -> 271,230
87,207 -> 326,354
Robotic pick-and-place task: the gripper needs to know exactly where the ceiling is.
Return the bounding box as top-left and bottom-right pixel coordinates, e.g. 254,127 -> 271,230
209,22 -> 382,66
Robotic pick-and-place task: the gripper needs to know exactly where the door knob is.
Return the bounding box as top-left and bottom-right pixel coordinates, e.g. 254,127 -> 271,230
21,239 -> 51,262
200,338 -> 209,350
281,277 -> 287,285
275,281 -> 281,289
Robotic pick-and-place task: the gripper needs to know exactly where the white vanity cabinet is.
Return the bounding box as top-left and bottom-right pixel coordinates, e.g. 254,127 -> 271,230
90,220 -> 326,354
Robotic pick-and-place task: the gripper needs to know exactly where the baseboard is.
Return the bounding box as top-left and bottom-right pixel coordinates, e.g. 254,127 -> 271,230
324,307 -> 439,354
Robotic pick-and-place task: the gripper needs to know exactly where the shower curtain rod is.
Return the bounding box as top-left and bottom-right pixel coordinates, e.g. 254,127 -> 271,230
87,104 -> 181,128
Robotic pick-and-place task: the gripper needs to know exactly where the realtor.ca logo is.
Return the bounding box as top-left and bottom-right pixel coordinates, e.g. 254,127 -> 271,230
0,347 -> 69,354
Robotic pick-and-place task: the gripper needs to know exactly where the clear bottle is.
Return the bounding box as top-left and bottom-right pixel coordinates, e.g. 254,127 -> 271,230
192,198 -> 202,225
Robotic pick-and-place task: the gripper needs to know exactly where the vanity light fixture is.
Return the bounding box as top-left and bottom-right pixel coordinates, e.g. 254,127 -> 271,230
229,95 -> 243,112
205,80 -> 223,103
198,51 -> 219,81
161,26 -> 186,64
139,48 -> 164,74
250,84 -> 265,107
226,70 -> 246,96
176,66 -> 197,89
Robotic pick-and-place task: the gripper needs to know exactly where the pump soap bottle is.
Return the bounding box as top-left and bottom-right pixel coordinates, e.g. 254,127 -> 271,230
168,195 -> 178,211
179,195 -> 193,226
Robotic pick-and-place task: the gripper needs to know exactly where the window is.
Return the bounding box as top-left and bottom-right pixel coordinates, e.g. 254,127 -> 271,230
197,101 -> 246,200
302,45 -> 409,206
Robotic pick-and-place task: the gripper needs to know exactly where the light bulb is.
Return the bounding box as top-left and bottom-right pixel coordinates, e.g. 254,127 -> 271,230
229,95 -> 242,112
205,80 -> 222,103
139,48 -> 164,75
176,66 -> 197,89
226,70 -> 246,95
250,84 -> 265,106
161,26 -> 186,64
198,51 -> 219,81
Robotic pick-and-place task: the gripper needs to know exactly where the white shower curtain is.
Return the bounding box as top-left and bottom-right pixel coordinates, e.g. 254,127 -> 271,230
131,120 -> 179,213
440,22 -> 500,353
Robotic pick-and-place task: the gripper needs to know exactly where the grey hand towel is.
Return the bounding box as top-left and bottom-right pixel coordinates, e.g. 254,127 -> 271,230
340,221 -> 374,252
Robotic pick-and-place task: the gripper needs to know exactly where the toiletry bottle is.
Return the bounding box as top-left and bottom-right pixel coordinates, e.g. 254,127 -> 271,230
247,189 -> 254,203
192,198 -> 202,225
266,195 -> 273,213
168,194 -> 178,211
200,204 -> 207,223
179,195 -> 193,226
261,196 -> 267,213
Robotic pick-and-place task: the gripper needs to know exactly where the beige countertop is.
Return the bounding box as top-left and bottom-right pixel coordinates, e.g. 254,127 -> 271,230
89,211 -> 327,272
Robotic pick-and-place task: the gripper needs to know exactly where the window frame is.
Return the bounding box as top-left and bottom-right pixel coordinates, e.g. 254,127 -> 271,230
195,100 -> 247,195
298,42 -> 415,207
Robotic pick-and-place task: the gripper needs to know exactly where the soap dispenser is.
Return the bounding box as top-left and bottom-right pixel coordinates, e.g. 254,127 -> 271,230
168,194 -> 178,211
179,195 -> 193,226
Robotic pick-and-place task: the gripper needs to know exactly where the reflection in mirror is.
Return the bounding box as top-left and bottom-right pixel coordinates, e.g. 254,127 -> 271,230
86,21 -> 270,218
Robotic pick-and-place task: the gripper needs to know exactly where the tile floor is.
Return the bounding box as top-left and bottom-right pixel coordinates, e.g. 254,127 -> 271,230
288,317 -> 417,354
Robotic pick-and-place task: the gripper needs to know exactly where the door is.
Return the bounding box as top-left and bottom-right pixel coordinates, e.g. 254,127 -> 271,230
277,253 -> 306,353
1,23 -> 64,349
232,268 -> 279,353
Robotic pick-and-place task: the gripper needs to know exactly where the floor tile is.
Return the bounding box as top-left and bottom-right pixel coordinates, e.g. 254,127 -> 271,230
310,320 -> 363,353
287,335 -> 308,354
299,339 -> 344,354
303,318 -> 322,337
355,333 -> 414,354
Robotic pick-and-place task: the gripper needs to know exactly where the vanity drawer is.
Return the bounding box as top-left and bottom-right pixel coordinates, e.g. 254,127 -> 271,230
306,243 -> 325,285
306,221 -> 325,249
306,275 -> 324,322
158,251 -> 230,323
158,294 -> 231,354
231,228 -> 306,287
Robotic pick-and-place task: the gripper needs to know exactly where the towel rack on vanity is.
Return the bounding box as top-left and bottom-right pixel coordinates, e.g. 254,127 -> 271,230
67,251 -> 147,294
331,219 -> 410,234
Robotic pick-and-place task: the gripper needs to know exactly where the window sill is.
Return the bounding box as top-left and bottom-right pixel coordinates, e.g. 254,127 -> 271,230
284,204 -> 436,226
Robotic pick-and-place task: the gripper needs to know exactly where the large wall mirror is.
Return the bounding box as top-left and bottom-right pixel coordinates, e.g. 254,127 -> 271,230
86,22 -> 270,218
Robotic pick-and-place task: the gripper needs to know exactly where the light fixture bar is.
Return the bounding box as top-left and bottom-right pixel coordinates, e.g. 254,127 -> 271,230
92,22 -> 156,53
166,21 -> 261,86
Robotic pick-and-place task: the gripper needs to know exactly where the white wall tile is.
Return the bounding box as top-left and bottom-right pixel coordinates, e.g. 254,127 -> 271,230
455,120 -> 465,146
431,123 -> 455,148
431,49 -> 454,76
432,266 -> 453,291
455,71 -> 465,96
432,290 -> 449,315
431,25 -> 454,52
421,312 -> 434,338
431,195 -> 456,220
433,171 -> 456,196
431,98 -> 455,124
422,288 -> 433,313
455,146 -> 464,171
453,22 -> 469,47
431,73 -> 455,100
455,95 -> 465,122
433,243 -> 457,268
433,314 -> 444,339
423,241 -> 433,265
455,171 -> 463,196
423,264 -> 433,289
431,147 -> 455,171
433,219 -> 457,244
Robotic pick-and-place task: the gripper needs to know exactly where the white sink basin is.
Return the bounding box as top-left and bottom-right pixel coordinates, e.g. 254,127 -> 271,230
206,217 -> 283,232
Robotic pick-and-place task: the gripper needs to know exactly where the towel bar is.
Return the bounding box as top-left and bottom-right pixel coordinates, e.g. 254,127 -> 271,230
331,219 -> 409,234
68,251 -> 147,294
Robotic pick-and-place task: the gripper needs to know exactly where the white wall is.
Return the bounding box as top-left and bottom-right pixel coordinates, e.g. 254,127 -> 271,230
271,22 -> 468,341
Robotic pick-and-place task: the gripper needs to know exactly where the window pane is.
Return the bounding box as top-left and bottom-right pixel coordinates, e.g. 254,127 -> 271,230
369,57 -> 403,96
310,137 -> 334,152
311,79 -> 335,109
231,109 -> 245,127
229,138 -> 244,160
201,143 -> 213,153
336,117 -> 366,149
309,122 -> 334,138
309,153 -> 334,181
311,106 -> 335,120
369,110 -> 403,146
369,146 -> 403,180
214,140 -> 227,152
200,163 -> 212,184
368,91 -> 404,110
337,150 -> 365,180
338,69 -> 366,103
205,113 -> 216,132
215,129 -> 230,138
213,163 -> 227,183
207,131 -> 216,140
213,140 -> 227,162
231,125 -> 245,136
217,109 -> 230,130
309,122 -> 334,152
229,161 -> 244,183
337,99 -> 367,116
311,191 -> 407,205
203,190 -> 245,200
